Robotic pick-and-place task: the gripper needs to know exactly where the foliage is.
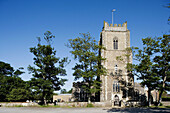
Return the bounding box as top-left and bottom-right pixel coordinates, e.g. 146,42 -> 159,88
7,88 -> 30,102
162,97 -> 170,101
0,61 -> 26,102
116,47 -> 133,71
116,47 -> 135,85
60,88 -> 72,94
28,31 -> 69,105
0,61 -> 14,76
60,89 -> 67,94
67,33 -> 106,103
86,103 -> 94,107
67,88 -> 73,94
151,35 -> 170,105
134,37 -> 160,106
133,35 -> 170,106
160,103 -> 163,106
29,78 -> 54,101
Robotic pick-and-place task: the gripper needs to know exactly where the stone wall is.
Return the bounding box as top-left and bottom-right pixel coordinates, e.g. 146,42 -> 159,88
0,102 -> 38,107
162,101 -> 170,106
56,102 -> 111,107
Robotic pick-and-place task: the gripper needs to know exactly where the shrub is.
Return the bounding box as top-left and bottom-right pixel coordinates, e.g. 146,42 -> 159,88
160,103 -> 163,106
86,103 -> 94,107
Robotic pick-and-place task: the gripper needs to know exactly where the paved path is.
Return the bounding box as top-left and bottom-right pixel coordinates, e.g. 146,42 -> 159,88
0,107 -> 170,113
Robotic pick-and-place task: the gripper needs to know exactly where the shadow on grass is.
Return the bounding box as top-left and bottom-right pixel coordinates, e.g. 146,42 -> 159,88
105,107 -> 170,113
165,106 -> 170,108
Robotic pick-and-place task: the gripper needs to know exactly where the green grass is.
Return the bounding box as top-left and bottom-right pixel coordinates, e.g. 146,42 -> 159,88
13,105 -> 24,107
150,105 -> 170,108
86,103 -> 94,107
5,105 -> 25,107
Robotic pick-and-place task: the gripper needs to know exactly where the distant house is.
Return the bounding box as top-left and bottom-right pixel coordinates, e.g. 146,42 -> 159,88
53,94 -> 72,102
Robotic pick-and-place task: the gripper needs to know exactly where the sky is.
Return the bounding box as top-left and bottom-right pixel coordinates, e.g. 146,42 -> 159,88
0,0 -> 169,92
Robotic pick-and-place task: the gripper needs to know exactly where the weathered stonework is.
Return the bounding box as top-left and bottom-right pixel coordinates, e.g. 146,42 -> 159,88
100,21 -> 133,105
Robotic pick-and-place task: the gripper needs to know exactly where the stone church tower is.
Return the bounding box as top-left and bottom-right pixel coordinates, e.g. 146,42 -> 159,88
100,21 -> 134,105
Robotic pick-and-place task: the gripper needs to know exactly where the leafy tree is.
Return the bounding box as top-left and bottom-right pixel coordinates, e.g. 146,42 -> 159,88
0,61 -> 14,101
0,61 -> 14,76
134,37 -> 160,106
7,88 -> 30,102
67,88 -> 73,94
28,78 -> 54,102
60,89 -> 67,94
60,88 -> 72,94
28,31 -> 69,105
0,61 -> 25,102
150,35 -> 170,105
134,35 -> 169,106
67,33 -> 106,103
133,2 -> 170,106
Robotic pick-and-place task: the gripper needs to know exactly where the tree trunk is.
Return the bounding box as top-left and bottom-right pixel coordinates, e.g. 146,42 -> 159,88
44,97 -> 47,105
148,88 -> 151,107
42,91 -> 46,105
88,87 -> 91,104
158,89 -> 163,106
41,98 -> 45,105
158,74 -> 167,106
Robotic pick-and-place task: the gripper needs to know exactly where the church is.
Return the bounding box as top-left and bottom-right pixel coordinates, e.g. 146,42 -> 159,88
99,21 -> 134,105
71,21 -> 146,106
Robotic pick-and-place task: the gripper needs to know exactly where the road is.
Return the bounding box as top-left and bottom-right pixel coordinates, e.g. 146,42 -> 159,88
0,107 -> 170,113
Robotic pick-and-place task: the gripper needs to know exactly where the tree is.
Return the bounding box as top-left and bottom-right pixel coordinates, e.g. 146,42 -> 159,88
0,61 -> 25,102
7,88 -> 30,102
67,88 -> 73,94
60,88 -> 72,94
134,37 -> 160,106
0,61 -> 14,76
28,31 -> 69,105
67,33 -> 106,103
151,35 -> 170,105
60,89 -> 67,94
133,3 -> 170,106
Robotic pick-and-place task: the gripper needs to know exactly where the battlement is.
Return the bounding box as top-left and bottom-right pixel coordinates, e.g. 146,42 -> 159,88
103,21 -> 128,31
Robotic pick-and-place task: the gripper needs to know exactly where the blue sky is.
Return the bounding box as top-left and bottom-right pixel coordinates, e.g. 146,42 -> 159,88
0,0 -> 169,91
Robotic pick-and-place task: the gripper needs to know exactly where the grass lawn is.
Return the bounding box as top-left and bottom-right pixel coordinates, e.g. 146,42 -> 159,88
150,105 -> 170,108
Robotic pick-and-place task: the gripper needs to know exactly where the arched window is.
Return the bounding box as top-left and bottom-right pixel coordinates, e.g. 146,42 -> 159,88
114,95 -> 119,105
113,38 -> 118,49
113,81 -> 120,92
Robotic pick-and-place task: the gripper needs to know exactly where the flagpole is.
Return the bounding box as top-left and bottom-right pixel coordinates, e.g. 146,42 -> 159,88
112,9 -> 116,25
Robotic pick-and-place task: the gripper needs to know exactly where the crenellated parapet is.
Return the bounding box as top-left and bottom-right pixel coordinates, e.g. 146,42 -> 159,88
103,21 -> 128,31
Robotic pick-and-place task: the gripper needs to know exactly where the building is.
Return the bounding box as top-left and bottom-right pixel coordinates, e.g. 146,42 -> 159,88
53,94 -> 72,102
72,21 -> 148,107
99,21 -> 134,105
72,82 -> 88,102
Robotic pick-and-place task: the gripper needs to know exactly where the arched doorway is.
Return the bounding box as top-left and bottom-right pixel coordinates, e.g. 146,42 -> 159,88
114,95 -> 119,106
